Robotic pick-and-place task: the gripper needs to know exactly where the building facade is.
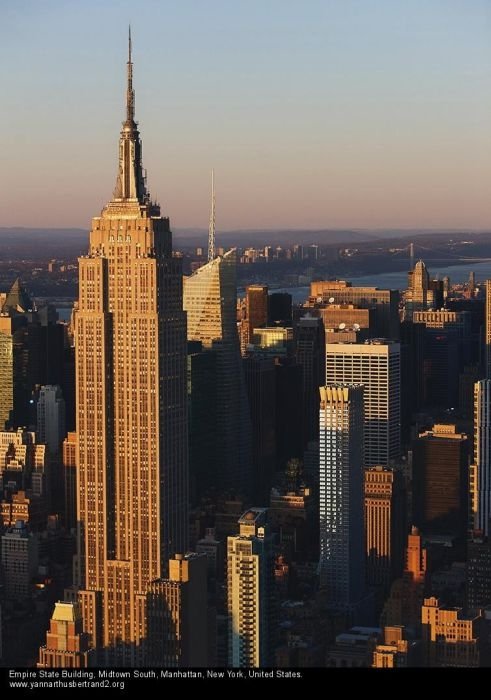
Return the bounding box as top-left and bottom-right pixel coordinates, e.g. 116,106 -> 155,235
0,315 -> 13,430
227,508 -> 275,667
405,260 -> 443,317
421,597 -> 484,667
1,521 -> 38,602
412,424 -> 469,542
486,280 -> 491,380
184,250 -> 252,496
38,602 -> 93,668
243,355 -> 276,504
308,280 -> 399,339
147,553 -> 208,666
36,385 -> 66,454
245,285 -> 268,346
319,384 -> 365,610
364,466 -> 405,592
62,431 -> 77,531
471,380 -> 491,536
295,315 -> 325,448
372,626 -> 415,668
467,533 -> 491,610
74,35 -> 188,665
326,340 -> 401,467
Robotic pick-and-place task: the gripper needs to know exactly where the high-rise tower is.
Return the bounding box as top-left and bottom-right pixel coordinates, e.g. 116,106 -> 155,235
471,380 -> 491,536
295,315 -> 325,448
319,384 -> 365,611
412,424 -> 468,543
184,252 -> 252,496
74,31 -> 188,665
227,508 -> 275,667
326,340 -> 401,467
364,466 -> 405,594
486,281 -> 491,379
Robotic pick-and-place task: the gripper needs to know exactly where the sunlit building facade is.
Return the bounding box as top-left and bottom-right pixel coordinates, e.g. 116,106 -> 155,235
326,340 -> 401,467
38,602 -> 93,668
73,35 -> 188,665
184,250 -> 252,496
227,509 -> 275,667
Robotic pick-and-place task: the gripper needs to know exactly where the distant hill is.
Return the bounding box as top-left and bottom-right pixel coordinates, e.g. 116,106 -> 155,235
0,228 -> 88,259
0,227 -> 379,255
173,228 -> 381,247
1,227 -> 489,258
0,228 -> 88,240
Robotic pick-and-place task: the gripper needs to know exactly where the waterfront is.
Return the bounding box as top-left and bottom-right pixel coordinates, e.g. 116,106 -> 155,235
274,259 -> 491,304
54,259 -> 491,315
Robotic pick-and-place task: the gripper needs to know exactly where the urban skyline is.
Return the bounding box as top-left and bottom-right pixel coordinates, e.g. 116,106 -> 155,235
2,5 -> 491,680
2,1 -> 490,230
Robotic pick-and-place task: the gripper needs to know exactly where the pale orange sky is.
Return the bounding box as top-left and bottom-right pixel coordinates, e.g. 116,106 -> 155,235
1,0 -> 490,231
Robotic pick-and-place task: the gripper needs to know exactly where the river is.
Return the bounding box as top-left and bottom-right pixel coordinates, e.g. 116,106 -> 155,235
55,259 -> 491,318
272,259 -> 491,304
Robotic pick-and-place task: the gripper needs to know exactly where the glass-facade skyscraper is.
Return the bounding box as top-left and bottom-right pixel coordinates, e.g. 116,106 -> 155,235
319,384 -> 365,611
184,250 -> 252,496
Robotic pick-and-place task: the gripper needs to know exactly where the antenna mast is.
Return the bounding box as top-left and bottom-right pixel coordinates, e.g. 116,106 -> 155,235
208,169 -> 216,261
126,25 -> 135,123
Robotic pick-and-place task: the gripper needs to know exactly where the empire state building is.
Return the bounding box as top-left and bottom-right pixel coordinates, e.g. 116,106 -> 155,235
74,32 -> 188,664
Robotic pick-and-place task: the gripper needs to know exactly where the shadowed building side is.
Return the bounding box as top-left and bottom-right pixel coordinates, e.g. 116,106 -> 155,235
184,250 -> 252,498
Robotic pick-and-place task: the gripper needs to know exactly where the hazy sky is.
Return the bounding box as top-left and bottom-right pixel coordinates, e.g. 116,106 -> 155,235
1,0 -> 490,230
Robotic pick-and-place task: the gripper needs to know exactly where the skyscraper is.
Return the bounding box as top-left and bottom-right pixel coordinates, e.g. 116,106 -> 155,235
380,527 -> 427,630
405,260 -> 443,317
187,343 -> 217,503
364,466 -> 405,593
268,292 -> 292,327
274,359 -> 303,472
37,385 -> 66,454
147,554 -> 208,666
471,380 -> 491,536
227,508 -> 275,667
326,340 -> 401,467
0,315 -> 14,429
413,310 -> 470,408
467,532 -> 491,610
184,250 -> 252,496
486,280 -> 491,379
295,315 -> 325,448
74,33 -> 188,665
412,424 -> 468,543
243,355 -> 276,504
246,285 -> 268,343
1,521 -> 38,603
319,384 -> 365,611
0,279 -> 67,431
400,319 -> 425,441
406,260 -> 429,311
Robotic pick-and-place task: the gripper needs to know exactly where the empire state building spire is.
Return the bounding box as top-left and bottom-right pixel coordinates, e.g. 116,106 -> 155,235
112,27 -> 149,204
69,28 -> 188,666
126,26 -> 135,124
